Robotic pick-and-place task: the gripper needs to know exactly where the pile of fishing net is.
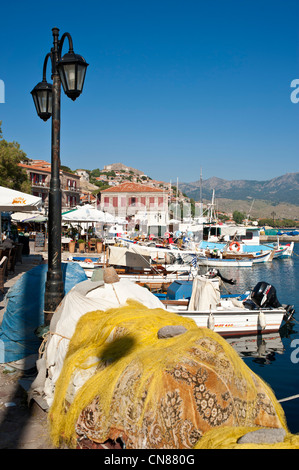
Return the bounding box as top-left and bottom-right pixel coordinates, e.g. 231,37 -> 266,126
47,299 -> 299,449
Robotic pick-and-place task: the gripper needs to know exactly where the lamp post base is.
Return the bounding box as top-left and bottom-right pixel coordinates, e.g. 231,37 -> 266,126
44,271 -> 64,325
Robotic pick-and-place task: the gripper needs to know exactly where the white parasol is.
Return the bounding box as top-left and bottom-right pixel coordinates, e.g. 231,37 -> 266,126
0,186 -> 42,211
62,204 -> 117,223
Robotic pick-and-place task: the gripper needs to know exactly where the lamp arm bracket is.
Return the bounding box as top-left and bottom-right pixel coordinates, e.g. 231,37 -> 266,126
58,32 -> 74,57
42,52 -> 53,81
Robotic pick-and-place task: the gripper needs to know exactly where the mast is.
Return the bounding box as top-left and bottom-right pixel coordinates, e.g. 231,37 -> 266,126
176,177 -> 179,220
199,167 -> 203,217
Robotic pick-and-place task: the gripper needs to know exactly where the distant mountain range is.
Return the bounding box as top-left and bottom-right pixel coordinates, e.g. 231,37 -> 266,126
179,173 -> 299,206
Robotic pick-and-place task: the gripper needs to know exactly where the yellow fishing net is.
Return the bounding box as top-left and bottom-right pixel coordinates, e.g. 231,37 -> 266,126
48,300 -> 299,449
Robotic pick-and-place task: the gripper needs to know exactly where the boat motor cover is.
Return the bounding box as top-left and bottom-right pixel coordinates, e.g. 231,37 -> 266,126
251,282 -> 282,309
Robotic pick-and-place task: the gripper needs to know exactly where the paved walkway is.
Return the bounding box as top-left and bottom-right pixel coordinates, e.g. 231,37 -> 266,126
0,246 -> 54,449
0,245 -> 105,449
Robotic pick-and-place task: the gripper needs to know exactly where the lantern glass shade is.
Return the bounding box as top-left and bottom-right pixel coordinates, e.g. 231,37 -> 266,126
31,81 -> 52,121
63,64 -> 76,90
57,52 -> 88,101
77,63 -> 86,90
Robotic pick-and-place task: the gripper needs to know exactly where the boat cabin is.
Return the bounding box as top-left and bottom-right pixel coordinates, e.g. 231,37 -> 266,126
203,225 -> 260,245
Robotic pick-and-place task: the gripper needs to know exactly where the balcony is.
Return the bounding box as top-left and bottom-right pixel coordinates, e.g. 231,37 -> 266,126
31,181 -> 49,188
63,185 -> 81,193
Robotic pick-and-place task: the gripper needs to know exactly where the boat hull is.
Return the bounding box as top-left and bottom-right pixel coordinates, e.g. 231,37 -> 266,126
165,305 -> 285,337
197,258 -> 253,267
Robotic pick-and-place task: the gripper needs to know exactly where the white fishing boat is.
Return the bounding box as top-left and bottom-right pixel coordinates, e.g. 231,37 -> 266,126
175,304 -> 285,337
196,249 -> 274,268
272,242 -> 294,259
196,257 -> 253,268
66,249 -> 196,283
161,274 -> 295,337
199,234 -> 294,260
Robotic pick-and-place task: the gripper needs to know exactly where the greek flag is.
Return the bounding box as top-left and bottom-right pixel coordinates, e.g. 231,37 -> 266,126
191,255 -> 197,268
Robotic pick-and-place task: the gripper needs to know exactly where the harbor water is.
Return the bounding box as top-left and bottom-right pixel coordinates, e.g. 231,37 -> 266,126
198,242 -> 299,434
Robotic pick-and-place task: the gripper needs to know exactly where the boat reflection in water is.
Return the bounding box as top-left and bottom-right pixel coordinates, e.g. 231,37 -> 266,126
226,332 -> 284,364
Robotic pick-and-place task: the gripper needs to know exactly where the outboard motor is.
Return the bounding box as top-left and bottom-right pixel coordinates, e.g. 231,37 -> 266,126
283,304 -> 296,322
250,282 -> 281,309
244,281 -> 295,321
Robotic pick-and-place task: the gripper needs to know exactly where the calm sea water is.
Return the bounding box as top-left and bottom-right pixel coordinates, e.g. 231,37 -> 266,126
199,242 -> 299,434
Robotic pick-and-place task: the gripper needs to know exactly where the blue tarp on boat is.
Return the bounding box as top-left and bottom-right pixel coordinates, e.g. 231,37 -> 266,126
0,262 -> 87,364
277,230 -> 299,236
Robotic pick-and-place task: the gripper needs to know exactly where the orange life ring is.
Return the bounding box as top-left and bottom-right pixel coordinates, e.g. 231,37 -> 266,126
229,241 -> 241,252
84,258 -> 93,263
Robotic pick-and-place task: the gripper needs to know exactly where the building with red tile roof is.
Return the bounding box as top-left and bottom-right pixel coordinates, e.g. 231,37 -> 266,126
18,160 -> 81,210
101,182 -> 164,193
100,181 -> 168,232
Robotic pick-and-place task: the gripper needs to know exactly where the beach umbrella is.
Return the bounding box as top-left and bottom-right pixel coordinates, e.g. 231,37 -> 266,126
0,187 -> 42,238
11,212 -> 47,223
0,186 -> 42,211
62,205 -> 116,223
27,214 -> 48,223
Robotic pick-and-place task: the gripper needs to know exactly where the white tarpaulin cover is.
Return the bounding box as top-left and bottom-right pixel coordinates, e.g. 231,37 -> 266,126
188,275 -> 245,311
109,245 -> 151,267
188,276 -> 221,311
0,186 -> 42,211
30,278 -> 165,409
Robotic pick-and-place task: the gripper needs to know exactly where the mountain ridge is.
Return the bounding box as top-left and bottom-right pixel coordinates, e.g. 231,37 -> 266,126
179,172 -> 299,206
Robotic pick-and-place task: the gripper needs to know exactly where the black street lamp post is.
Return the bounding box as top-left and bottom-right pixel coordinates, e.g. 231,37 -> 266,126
31,28 -> 88,325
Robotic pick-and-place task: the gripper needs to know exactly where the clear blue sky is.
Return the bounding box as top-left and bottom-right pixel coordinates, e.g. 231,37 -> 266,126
0,0 -> 298,183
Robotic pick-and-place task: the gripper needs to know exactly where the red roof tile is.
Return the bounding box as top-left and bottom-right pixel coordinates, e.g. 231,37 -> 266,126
101,182 -> 164,193
19,161 -> 80,178
19,163 -> 51,173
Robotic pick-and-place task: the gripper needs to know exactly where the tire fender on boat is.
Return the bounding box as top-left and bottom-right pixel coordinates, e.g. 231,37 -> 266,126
208,312 -> 215,330
258,311 -> 266,330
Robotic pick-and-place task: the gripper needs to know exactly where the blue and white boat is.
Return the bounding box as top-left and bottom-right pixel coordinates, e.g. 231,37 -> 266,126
198,225 -> 294,259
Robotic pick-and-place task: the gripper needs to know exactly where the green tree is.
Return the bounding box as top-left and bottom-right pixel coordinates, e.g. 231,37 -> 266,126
61,165 -> 74,174
90,168 -> 101,177
233,210 -> 245,224
0,121 -> 31,193
218,213 -> 229,222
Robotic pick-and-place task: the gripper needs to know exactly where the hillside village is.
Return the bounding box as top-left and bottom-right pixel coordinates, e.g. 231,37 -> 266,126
81,162 -> 186,204
16,159 -> 299,226
21,160 -> 194,212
